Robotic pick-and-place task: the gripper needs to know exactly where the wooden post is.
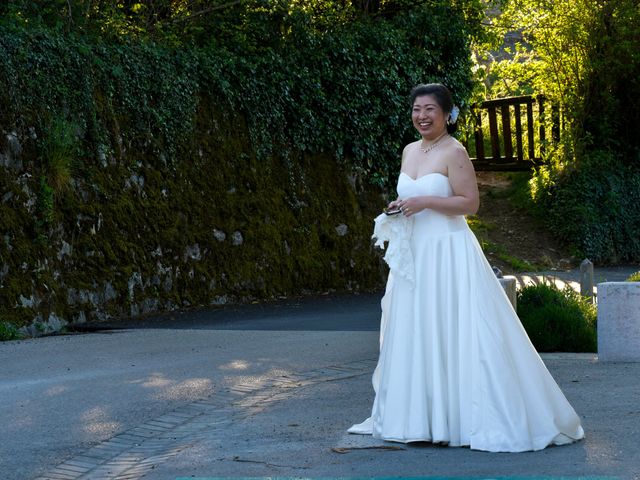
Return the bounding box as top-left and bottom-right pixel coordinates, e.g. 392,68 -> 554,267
526,100 -> 535,160
538,96 -> 546,157
501,104 -> 513,161
514,103 -> 523,162
552,102 -> 560,143
488,106 -> 500,161
474,109 -> 485,161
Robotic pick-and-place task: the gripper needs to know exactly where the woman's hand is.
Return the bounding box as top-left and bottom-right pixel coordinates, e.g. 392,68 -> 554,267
387,198 -> 402,210
390,197 -> 427,217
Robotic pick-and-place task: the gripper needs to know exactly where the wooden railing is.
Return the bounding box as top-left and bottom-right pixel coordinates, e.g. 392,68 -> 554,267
464,94 -> 560,171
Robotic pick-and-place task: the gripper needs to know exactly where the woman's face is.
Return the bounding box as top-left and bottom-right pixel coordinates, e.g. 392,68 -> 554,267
412,94 -> 447,139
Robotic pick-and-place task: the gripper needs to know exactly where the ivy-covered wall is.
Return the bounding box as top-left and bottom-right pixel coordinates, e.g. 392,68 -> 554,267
0,4 -> 479,334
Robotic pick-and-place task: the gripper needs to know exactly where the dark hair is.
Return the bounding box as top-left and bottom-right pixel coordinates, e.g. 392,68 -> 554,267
410,83 -> 457,134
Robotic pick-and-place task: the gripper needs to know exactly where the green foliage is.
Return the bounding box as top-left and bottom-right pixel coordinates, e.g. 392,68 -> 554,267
0,321 -> 23,341
493,246 -> 536,272
0,1 -> 484,329
577,0 -> 640,156
482,45 -> 542,99
530,150 -> 640,262
0,1 -> 489,49
35,175 -> 55,245
627,272 -> 640,282
40,118 -> 78,193
0,2 -> 481,189
517,282 -> 597,352
483,239 -> 537,272
491,1 -> 592,110
489,0 -> 640,262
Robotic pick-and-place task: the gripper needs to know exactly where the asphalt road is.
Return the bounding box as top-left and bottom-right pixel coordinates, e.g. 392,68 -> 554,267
2,272 -> 640,480
81,292 -> 383,332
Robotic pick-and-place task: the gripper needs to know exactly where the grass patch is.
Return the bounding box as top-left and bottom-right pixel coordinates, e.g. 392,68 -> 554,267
496,249 -> 538,271
467,215 -> 496,235
517,283 -> 597,352
481,239 -> 538,271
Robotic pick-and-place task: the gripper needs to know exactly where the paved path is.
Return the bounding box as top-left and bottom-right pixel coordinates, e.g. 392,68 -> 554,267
2,268 -> 639,480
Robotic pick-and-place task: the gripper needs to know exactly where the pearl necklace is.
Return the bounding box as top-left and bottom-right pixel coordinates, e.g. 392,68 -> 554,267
419,132 -> 449,154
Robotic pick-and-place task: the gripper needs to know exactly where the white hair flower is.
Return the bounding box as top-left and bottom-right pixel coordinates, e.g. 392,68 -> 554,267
449,105 -> 460,123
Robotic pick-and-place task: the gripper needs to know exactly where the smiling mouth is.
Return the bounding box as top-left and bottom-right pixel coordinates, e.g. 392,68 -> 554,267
418,122 -> 431,128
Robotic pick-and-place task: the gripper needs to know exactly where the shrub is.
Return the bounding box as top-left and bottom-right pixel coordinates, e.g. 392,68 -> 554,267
627,272 -> 640,282
529,150 -> 640,263
516,283 -> 597,352
0,321 -> 22,341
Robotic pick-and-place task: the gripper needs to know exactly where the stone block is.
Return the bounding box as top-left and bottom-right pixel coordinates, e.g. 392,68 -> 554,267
598,282 -> 640,362
499,275 -> 517,311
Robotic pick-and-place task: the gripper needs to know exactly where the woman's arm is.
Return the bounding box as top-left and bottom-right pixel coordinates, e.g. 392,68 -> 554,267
396,146 -> 479,216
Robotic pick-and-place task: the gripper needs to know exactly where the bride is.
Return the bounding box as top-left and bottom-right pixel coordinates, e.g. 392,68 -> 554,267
348,83 -> 585,452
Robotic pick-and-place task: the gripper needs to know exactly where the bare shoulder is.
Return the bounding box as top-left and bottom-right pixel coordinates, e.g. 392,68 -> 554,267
401,140 -> 421,165
403,140 -> 421,154
446,138 -> 474,174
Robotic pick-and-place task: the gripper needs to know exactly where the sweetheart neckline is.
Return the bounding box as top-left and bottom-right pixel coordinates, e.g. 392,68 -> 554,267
399,171 -> 449,181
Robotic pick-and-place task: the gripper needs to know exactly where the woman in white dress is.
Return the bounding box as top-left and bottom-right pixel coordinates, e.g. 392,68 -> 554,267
348,83 -> 585,452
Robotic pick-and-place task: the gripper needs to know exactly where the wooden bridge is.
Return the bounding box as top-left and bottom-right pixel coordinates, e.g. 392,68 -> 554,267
464,94 -> 560,171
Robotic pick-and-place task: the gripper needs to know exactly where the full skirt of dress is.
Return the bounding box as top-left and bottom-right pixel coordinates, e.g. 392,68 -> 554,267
348,173 -> 584,452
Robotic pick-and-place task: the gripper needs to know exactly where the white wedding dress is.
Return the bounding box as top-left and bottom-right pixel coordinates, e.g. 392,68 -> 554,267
348,172 -> 585,452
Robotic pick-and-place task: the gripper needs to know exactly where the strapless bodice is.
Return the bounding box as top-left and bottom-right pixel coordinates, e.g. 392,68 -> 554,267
397,171 -> 453,198
397,172 -> 467,235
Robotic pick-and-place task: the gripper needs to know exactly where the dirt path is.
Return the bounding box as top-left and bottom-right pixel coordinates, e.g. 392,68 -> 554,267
474,171 -> 577,273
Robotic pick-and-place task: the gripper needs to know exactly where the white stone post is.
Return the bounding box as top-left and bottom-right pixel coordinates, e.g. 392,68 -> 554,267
598,282 -> 640,362
499,275 -> 517,311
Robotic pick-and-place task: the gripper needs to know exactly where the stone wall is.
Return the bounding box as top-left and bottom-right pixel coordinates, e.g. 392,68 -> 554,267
0,115 -> 388,335
0,18 -> 479,336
